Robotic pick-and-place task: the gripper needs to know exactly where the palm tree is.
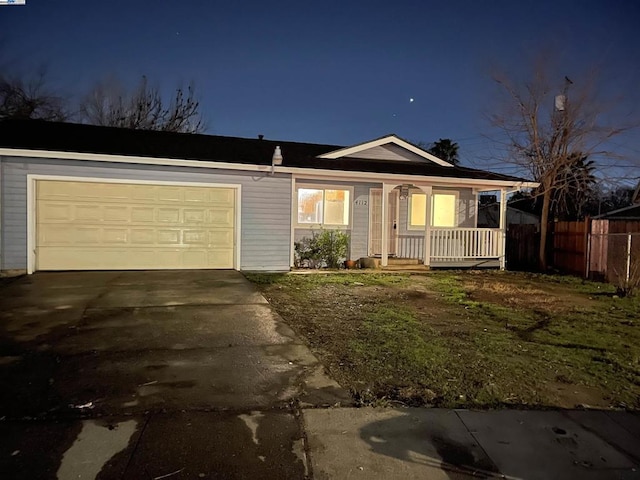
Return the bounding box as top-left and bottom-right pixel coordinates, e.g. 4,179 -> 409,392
550,153 -> 596,220
427,138 -> 459,165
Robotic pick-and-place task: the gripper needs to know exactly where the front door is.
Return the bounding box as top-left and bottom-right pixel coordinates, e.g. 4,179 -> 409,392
368,188 -> 398,256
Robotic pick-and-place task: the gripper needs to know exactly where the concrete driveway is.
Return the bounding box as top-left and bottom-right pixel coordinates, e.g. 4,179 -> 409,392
3,271 -> 638,480
0,270 -> 347,479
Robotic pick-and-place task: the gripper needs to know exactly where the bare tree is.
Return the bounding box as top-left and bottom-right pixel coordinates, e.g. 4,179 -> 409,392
80,76 -> 205,133
489,59 -> 634,270
0,71 -> 69,121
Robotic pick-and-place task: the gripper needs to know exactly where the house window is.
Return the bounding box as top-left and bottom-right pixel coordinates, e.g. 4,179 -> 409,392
409,191 -> 457,228
297,186 -> 351,226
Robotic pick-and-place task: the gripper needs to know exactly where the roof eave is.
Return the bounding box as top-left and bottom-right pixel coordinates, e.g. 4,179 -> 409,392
0,147 -> 538,189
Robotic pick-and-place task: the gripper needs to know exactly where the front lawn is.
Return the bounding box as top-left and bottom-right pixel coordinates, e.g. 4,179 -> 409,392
246,271 -> 640,409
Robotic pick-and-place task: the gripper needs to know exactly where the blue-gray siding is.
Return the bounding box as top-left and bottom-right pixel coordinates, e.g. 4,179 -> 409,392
0,157 -> 291,271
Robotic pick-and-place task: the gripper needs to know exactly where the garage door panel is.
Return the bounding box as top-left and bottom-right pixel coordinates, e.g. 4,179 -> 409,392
131,207 -> 155,222
208,189 -> 235,204
207,249 -> 234,268
209,230 -> 234,246
157,230 -> 181,245
183,230 -> 207,245
39,203 -> 72,221
210,209 -> 234,225
184,209 -> 206,223
75,205 -> 102,221
158,208 -> 180,223
102,228 -> 128,244
36,181 -> 236,270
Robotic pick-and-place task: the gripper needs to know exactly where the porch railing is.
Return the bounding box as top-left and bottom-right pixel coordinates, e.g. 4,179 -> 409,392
397,228 -> 502,261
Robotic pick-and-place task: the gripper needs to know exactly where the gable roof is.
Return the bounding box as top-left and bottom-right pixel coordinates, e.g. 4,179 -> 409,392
0,119 -> 533,185
317,134 -> 453,167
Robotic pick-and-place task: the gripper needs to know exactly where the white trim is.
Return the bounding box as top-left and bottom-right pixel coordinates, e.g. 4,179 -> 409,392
26,176 -> 35,274
417,186 -> 433,266
294,183 -> 354,228
0,147 -> 539,190
381,184 -> 390,267
235,185 -> 242,271
499,188 -> 507,271
290,179 -> 296,267
1,148 -> 273,174
280,168 -> 538,189
26,174 -> 243,273
317,135 -> 453,167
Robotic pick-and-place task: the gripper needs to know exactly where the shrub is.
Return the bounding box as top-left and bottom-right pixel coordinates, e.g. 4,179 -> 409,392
295,230 -> 350,269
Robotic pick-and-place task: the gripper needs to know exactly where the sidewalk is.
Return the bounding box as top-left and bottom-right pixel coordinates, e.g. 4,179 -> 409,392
1,406 -> 639,479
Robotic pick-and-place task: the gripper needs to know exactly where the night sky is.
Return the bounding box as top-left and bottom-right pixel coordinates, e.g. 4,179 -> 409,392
1,0 -> 638,178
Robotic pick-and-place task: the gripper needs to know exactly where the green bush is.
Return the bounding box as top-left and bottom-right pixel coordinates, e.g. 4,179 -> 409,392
295,229 -> 350,269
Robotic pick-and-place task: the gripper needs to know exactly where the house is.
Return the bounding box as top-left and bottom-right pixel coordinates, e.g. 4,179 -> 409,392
0,119 -> 538,274
592,181 -> 640,221
477,203 -> 540,228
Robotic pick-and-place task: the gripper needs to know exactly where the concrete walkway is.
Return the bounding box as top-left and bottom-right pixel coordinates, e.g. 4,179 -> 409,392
0,271 -> 638,479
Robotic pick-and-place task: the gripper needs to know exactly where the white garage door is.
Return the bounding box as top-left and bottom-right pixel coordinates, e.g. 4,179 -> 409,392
35,180 -> 236,270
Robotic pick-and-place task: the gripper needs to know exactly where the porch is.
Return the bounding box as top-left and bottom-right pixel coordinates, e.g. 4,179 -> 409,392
373,183 -> 508,269
369,228 -> 503,269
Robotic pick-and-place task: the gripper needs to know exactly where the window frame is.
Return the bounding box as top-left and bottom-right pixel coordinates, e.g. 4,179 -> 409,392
295,183 -> 353,229
408,189 -> 459,230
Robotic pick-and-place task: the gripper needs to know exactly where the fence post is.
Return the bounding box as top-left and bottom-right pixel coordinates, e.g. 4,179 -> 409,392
626,233 -> 632,290
583,217 -> 590,279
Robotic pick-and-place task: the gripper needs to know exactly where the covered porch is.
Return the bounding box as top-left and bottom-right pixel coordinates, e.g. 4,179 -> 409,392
374,182 -> 509,269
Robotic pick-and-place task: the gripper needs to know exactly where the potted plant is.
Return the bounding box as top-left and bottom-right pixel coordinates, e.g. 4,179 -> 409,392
344,259 -> 358,269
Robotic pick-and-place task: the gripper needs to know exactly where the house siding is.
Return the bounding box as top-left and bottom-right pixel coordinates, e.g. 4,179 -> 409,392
0,156 -> 291,271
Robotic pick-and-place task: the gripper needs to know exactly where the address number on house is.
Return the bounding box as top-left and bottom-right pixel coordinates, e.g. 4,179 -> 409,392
354,199 -> 368,206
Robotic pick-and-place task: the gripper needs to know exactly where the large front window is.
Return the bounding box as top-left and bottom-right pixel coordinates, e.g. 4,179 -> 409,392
297,187 -> 350,226
409,191 -> 457,228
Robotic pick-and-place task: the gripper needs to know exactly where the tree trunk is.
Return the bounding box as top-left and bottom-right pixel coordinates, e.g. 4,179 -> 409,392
539,188 -> 552,271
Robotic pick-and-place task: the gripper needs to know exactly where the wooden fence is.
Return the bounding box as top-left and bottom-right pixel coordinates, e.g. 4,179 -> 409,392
551,220 -> 589,277
506,224 -> 539,271
506,219 -> 640,283
588,220 -> 640,283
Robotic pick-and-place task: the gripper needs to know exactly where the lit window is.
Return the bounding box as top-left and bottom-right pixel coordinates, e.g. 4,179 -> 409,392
409,192 -> 457,228
297,187 -> 350,226
432,193 -> 456,227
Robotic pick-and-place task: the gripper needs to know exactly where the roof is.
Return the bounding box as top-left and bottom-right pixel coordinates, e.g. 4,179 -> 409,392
594,204 -> 640,220
0,119 -> 531,184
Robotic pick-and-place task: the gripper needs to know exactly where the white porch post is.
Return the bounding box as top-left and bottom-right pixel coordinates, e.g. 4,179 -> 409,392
419,186 -> 433,266
499,188 -> 507,270
381,183 -> 390,267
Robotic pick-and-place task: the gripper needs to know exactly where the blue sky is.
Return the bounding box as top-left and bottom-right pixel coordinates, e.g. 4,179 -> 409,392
1,0 -> 638,180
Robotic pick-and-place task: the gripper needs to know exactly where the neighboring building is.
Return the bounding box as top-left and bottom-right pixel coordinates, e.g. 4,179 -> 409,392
477,203 -> 540,228
0,120 -> 537,274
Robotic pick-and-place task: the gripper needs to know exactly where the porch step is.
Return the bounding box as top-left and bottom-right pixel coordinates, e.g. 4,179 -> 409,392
381,264 -> 431,271
388,258 -> 421,265
359,257 -> 428,270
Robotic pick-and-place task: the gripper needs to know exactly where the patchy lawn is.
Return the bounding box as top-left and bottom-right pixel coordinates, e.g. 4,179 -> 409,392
246,271 -> 640,410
